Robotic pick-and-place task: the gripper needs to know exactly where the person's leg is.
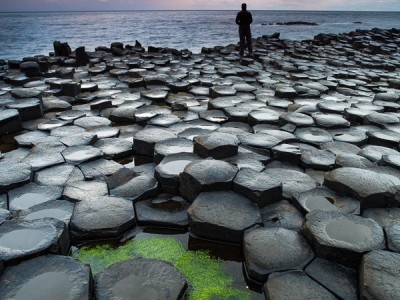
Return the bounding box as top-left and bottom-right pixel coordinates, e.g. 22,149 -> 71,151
246,28 -> 253,55
239,28 -> 245,57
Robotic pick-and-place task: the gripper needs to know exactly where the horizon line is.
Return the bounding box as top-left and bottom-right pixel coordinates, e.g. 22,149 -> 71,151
1,9 -> 400,13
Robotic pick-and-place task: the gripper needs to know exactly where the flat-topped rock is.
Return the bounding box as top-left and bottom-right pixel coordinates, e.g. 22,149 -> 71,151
0,219 -> 68,264
62,145 -> 103,165
320,141 -> 361,155
362,207 -> 400,227
293,186 -> 359,215
330,127 -> 368,145
243,226 -> 314,283
93,138 -> 132,159
278,112 -> 314,127
110,174 -> 159,202
301,149 -> 336,170
0,255 -> 92,300
360,250 -> 400,300
263,168 -> 317,199
95,258 -> 187,300
264,270 -> 336,300
193,132 -> 239,159
133,128 -> 177,157
155,153 -> 201,194
188,190 -> 261,244
0,109 -> 22,134
385,223 -> 400,252
260,200 -> 304,232
305,258 -> 358,300
60,131 -> 97,147
0,161 -> 32,193
302,210 -> 385,267
312,113 -> 350,128
79,158 -> 124,180
74,116 -> 111,129
70,195 -> 135,241
153,137 -> 194,164
63,180 -> 108,202
179,159 -> 238,201
8,183 -> 63,212
233,168 -> 282,208
324,167 -> 397,211
135,194 -> 189,228
140,89 -> 169,102
296,127 -> 333,144
359,145 -> 400,162
17,200 -> 74,226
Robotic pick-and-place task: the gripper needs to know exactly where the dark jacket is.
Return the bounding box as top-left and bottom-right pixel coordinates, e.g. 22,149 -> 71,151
236,10 -> 253,29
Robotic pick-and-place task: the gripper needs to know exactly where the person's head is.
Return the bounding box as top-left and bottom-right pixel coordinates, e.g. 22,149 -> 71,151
241,3 -> 247,10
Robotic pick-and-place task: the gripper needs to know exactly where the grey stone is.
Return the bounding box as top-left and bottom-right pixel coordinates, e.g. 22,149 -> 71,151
263,168 -> 317,199
63,180 -> 108,202
360,250 -> 400,300
8,183 -> 63,212
385,223 -> 400,252
301,149 -> 336,170
62,145 -> 103,165
14,130 -> 49,147
80,158 -> 124,180
243,226 -> 314,283
110,175 -> 159,202
293,187 -> 359,215
233,168 -> 282,208
154,138 -> 194,164
0,161 -> 31,193
302,210 -> 385,267
155,153 -> 201,194
188,190 -> 261,244
335,154 -> 374,168
135,194 -> 189,228
133,128 -> 177,157
359,145 -> 400,162
260,200 -> 304,232
95,258 -> 187,300
193,132 -> 239,159
305,258 -> 358,300
34,164 -> 75,186
295,127 -> 333,144
60,131 -> 97,147
0,109 -> 22,135
70,195 -> 135,241
264,270 -> 336,300
179,159 -> 238,201
0,218 -> 69,264
6,98 -> 43,121
362,207 -> 400,227
93,138 -> 133,159
324,167 -> 397,211
0,255 -> 92,300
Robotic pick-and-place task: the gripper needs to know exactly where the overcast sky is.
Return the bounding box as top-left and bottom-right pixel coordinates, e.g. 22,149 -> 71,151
0,0 -> 399,12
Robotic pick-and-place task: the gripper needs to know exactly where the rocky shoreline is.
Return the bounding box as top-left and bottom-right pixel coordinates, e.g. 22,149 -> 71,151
0,27 -> 400,299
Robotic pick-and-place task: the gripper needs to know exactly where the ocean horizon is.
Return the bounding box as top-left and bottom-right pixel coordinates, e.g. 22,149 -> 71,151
1,10 -> 399,60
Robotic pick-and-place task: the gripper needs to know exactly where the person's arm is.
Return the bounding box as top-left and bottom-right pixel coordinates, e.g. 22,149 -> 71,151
249,12 -> 253,24
236,12 -> 241,25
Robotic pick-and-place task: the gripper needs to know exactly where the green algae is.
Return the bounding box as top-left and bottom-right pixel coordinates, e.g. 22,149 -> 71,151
73,236 -> 250,300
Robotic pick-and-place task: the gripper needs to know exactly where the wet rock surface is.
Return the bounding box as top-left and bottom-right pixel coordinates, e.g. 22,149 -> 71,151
0,27 -> 399,299
360,250 -> 400,300
302,210 -> 385,266
0,255 -> 92,300
95,258 -> 187,300
188,190 -> 261,244
243,226 -> 314,283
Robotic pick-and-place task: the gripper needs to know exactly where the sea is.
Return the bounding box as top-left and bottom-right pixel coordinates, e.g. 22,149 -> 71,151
0,10 -> 400,61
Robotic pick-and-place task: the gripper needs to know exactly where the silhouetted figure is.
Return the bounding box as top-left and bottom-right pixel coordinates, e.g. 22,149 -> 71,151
236,3 -> 253,58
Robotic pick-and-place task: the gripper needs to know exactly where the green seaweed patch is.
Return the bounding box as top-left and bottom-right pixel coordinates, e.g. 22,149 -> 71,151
73,236 -> 250,300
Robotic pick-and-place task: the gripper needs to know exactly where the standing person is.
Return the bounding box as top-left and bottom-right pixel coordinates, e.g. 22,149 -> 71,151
235,3 -> 253,59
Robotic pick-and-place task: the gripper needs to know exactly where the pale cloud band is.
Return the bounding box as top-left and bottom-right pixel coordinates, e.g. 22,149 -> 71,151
0,0 -> 398,11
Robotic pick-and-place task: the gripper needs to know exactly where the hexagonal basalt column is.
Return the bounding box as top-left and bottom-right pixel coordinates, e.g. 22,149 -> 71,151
0,219 -> 69,264
324,167 -> 397,212
155,153 -> 201,194
70,195 -> 136,241
301,210 -> 385,267
0,255 -> 92,300
193,132 -> 240,159
233,168 -> 282,208
360,250 -> 400,300
188,190 -> 261,244
95,258 -> 187,300
179,159 -> 238,201
264,270 -> 336,300
133,128 -> 177,157
243,226 -> 314,283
